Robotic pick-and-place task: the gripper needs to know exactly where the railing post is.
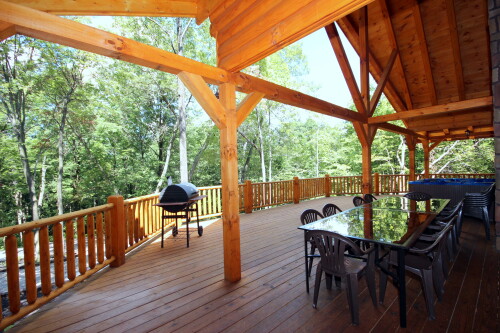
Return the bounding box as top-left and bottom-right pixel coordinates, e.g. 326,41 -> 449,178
374,173 -> 380,195
244,180 -> 253,214
108,195 -> 126,267
293,176 -> 300,204
325,174 -> 331,197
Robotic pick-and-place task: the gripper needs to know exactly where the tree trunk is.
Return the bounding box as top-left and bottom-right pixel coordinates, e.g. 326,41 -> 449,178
189,133 -> 211,180
156,124 -> 179,192
57,107 -> 68,215
257,112 -> 266,182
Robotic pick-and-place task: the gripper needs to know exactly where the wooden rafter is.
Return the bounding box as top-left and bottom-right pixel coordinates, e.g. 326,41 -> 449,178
422,126 -> 494,139
445,0 -> 465,100
178,71 -> 227,129
359,6 -> 369,113
369,48 -> 397,116
196,0 -> 225,25
368,97 -> 493,124
377,122 -> 423,138
430,139 -> 444,151
325,23 -> 366,114
236,92 -> 265,126
0,21 -> 15,41
337,16 -> 407,112
411,0 -> 437,105
4,0 -> 198,17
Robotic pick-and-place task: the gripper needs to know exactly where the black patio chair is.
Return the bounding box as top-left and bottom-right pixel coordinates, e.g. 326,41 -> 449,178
322,203 -> 342,217
463,184 -> 494,240
308,230 -> 377,325
404,191 -> 432,201
363,193 -> 377,203
352,196 -> 366,207
380,222 -> 454,320
300,209 -> 324,286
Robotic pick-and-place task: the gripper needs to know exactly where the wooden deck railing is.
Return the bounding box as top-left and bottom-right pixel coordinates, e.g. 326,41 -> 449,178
0,172 -> 493,329
0,203 -> 118,330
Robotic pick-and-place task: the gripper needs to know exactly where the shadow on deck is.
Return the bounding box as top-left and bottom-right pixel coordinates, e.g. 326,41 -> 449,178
9,196 -> 500,332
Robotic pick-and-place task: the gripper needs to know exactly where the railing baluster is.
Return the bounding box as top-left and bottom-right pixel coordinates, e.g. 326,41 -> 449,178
22,230 -> 36,303
39,226 -> 52,296
77,216 -> 87,275
6,234 -> 20,314
53,222 -> 64,288
66,219 -> 76,281
96,212 -> 104,264
88,214 -> 96,269
105,210 -> 112,259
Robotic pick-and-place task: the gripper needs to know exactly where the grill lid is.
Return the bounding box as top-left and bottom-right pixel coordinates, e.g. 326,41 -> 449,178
159,182 -> 199,212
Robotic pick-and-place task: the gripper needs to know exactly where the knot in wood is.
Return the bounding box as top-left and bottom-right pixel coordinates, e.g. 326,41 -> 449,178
106,37 -> 125,52
222,145 -> 237,159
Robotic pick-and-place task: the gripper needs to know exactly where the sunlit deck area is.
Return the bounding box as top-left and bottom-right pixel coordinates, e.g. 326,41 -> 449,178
10,196 -> 499,333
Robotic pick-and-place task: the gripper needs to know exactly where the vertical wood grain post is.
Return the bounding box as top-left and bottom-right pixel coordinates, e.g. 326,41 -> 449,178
422,140 -> 430,178
107,195 -> 126,267
244,180 -> 253,214
325,174 -> 331,197
374,172 -> 380,195
407,137 -> 416,182
361,144 -> 372,195
293,176 -> 300,204
219,83 -> 241,282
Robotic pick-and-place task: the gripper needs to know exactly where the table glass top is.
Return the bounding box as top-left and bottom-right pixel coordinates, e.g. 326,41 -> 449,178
298,207 -> 436,248
368,196 -> 449,213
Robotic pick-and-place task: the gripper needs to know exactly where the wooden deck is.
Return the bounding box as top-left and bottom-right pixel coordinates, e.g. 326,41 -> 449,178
9,197 -> 500,332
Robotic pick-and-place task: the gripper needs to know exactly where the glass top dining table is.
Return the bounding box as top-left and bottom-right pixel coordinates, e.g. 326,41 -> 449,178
298,196 -> 450,328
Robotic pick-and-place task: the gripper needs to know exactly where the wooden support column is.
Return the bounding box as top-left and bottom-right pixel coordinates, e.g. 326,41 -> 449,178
407,136 -> 416,181
219,83 -> 241,282
421,139 -> 430,178
354,123 -> 377,195
107,195 -> 125,267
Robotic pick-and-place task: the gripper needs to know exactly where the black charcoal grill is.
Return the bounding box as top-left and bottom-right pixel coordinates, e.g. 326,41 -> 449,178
155,182 -> 206,248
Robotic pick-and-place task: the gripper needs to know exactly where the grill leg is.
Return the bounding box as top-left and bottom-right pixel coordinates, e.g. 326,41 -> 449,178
186,210 -> 190,248
161,215 -> 164,248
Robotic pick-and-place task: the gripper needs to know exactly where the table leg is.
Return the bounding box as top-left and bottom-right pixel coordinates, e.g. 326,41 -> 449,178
397,248 -> 406,328
304,231 -> 309,293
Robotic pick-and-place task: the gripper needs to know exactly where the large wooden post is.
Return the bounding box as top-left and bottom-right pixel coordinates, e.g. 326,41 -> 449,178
421,139 -> 430,178
219,83 -> 241,282
354,123 -> 376,195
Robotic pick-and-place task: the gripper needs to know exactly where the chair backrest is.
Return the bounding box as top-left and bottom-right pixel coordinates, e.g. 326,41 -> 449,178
300,209 -> 324,225
404,191 -> 432,201
307,230 -> 363,275
410,218 -> 456,255
322,203 -> 342,217
353,196 -> 366,207
363,194 -> 377,203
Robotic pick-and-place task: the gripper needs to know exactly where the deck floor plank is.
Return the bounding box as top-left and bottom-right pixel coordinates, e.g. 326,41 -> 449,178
8,196 -> 499,333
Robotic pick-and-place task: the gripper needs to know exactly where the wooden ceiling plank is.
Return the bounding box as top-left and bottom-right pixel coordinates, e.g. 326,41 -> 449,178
445,0 -> 465,101
209,0 -> 242,37
0,21 -> 16,41
5,0 -> 198,17
236,92 -> 265,126
232,72 -> 367,123
337,15 -> 407,112
359,6 -> 370,113
411,0 -> 437,105
217,0 -> 375,72
325,23 -> 366,114
369,48 -> 397,116
178,71 -> 227,129
368,96 -> 493,123
377,0 -> 412,110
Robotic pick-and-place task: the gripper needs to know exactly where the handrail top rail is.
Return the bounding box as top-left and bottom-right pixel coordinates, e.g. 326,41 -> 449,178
251,180 -> 294,185
0,203 -> 113,237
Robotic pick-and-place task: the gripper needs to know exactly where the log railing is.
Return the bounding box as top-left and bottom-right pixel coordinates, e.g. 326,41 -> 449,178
0,172 -> 493,328
0,203 -> 118,330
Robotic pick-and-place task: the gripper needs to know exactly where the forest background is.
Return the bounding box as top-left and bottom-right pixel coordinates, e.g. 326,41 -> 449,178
0,17 -> 494,228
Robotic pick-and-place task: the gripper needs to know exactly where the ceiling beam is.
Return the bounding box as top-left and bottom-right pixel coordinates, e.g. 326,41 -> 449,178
445,0 -> 465,101
368,97 -> 493,124
325,23 -> 366,114
0,21 -> 15,41
337,15 -> 407,112
411,0 -> 437,105
3,0 -> 198,17
232,72 -> 367,123
0,0 -> 366,125
359,6 -> 369,114
369,48 -> 397,116
377,0 -> 412,110
377,122 -> 424,138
